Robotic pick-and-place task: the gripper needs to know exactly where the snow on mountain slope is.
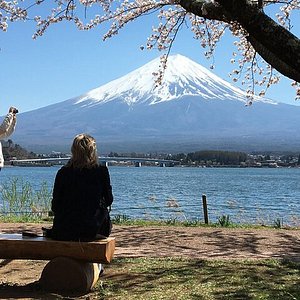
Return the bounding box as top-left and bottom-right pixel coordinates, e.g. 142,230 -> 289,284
75,54 -> 276,107
13,53 -> 295,153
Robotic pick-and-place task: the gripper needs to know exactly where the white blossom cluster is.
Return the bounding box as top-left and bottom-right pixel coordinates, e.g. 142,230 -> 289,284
275,0 -> 299,30
189,16 -> 226,67
0,0 -> 27,31
226,21 -> 281,104
0,0 -> 299,98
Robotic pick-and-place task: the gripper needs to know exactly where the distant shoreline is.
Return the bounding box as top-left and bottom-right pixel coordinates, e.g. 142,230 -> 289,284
4,163 -> 300,168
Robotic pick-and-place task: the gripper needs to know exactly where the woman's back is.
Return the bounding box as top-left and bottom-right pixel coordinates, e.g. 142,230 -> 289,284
49,134 -> 113,241
51,166 -> 113,241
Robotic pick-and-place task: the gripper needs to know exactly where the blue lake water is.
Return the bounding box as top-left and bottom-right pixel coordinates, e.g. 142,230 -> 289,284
0,166 -> 299,226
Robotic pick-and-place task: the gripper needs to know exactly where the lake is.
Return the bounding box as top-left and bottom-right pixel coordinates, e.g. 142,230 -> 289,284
0,166 -> 299,226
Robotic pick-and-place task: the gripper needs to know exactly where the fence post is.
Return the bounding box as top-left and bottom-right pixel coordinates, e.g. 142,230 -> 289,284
202,194 -> 209,224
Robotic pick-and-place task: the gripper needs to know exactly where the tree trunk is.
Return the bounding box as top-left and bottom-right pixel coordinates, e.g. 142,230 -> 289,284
179,0 -> 300,83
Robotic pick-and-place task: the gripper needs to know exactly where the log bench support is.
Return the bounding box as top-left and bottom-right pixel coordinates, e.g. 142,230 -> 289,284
0,233 -> 115,292
40,256 -> 101,292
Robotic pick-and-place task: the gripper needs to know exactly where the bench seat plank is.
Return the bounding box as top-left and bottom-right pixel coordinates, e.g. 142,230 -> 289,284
0,234 -> 115,263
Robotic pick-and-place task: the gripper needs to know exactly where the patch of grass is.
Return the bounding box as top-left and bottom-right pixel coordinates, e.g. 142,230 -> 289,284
274,218 -> 283,229
0,177 -> 52,219
95,258 -> 300,300
112,214 -> 132,224
109,216 -> 299,230
1,212 -> 298,231
0,215 -> 52,223
0,211 -> 299,231
218,215 -> 231,227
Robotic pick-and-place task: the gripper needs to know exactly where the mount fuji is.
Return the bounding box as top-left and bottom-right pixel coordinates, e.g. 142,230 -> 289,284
12,54 -> 300,153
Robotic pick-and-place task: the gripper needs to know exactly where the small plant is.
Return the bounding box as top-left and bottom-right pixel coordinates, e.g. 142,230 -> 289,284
218,215 -> 231,227
1,177 -> 32,213
273,218 -> 283,229
34,181 -> 52,215
165,218 -> 177,225
112,214 -> 131,224
183,219 -> 203,227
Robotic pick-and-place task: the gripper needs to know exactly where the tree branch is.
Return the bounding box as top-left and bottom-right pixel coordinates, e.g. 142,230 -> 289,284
217,0 -> 300,82
179,0 -> 300,82
179,0 -> 230,22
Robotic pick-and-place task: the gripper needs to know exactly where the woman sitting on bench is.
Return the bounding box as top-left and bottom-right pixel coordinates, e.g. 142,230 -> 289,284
46,133 -> 113,241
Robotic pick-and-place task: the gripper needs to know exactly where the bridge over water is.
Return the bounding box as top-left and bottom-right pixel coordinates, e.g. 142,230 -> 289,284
10,157 -> 178,167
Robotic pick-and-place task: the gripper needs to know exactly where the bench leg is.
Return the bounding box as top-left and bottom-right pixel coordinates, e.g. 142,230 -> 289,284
39,256 -> 100,292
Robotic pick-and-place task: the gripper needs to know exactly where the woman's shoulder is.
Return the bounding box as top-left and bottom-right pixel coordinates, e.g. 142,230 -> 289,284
56,165 -> 70,174
57,165 -> 108,174
96,165 -> 109,173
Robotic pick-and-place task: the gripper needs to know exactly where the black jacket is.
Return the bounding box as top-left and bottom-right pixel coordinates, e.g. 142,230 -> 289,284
50,165 -> 113,241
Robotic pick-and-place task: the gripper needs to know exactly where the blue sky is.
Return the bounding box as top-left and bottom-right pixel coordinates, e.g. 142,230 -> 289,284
0,4 -> 299,116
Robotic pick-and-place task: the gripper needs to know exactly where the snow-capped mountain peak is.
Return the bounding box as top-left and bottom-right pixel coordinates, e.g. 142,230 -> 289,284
14,54 -> 300,152
74,54 -> 257,107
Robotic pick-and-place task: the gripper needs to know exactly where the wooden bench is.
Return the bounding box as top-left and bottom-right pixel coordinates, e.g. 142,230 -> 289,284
0,233 -> 115,292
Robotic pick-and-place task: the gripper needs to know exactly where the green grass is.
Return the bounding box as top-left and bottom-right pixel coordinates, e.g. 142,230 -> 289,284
0,215 -> 52,223
0,214 -> 299,231
111,215 -> 299,230
94,258 -> 300,300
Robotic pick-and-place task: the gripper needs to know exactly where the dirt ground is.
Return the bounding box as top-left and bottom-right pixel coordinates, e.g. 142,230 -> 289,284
0,223 -> 300,299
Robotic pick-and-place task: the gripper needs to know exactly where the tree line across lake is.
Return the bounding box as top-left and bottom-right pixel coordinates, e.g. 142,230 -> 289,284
107,150 -> 247,165
172,151 -> 248,166
108,150 -> 300,167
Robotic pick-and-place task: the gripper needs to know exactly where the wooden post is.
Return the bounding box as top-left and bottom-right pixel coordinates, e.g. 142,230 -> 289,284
202,194 -> 209,224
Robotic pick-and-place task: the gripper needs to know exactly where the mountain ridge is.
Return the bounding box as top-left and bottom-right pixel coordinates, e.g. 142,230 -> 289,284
10,54 -> 300,153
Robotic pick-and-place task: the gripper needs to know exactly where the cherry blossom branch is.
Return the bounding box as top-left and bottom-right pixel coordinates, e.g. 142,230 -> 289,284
1,0 -> 300,98
152,12 -> 186,85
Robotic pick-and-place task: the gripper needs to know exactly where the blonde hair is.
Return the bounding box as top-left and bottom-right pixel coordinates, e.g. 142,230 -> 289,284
66,133 -> 99,168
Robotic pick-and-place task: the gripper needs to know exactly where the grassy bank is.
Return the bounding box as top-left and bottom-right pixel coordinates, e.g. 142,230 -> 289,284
94,258 -> 300,300
0,214 -> 299,231
1,215 -> 299,231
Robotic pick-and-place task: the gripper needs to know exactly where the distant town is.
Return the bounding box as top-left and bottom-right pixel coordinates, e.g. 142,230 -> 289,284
2,140 -> 300,168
